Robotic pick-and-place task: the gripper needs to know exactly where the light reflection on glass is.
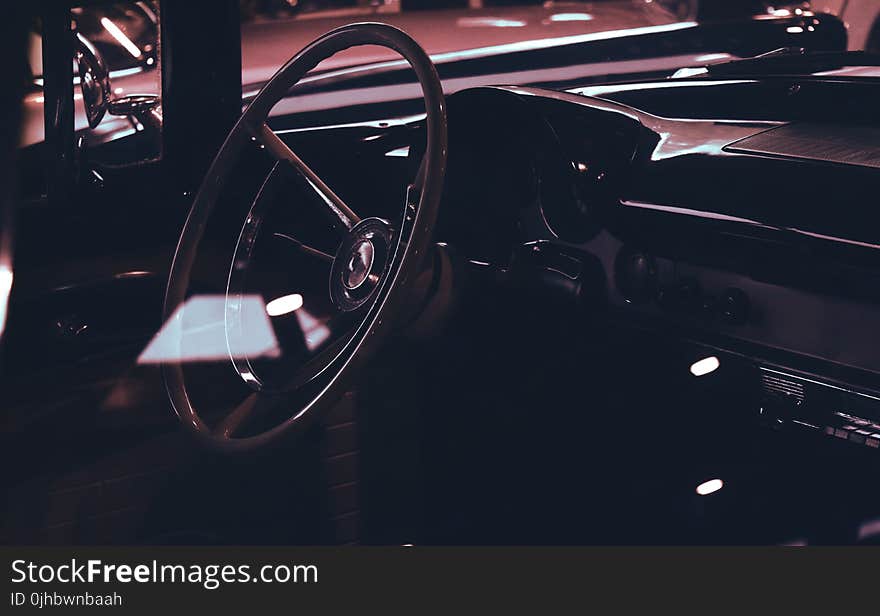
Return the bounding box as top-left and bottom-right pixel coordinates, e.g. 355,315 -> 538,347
138,295 -> 280,364
294,308 -> 332,353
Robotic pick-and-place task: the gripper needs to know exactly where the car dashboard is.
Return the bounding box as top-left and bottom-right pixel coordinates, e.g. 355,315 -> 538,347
386,78 -> 880,464
276,76 -> 880,383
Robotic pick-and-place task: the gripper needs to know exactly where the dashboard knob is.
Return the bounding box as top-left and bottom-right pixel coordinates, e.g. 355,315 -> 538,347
720,287 -> 749,325
700,294 -> 717,319
659,277 -> 702,313
614,248 -> 656,304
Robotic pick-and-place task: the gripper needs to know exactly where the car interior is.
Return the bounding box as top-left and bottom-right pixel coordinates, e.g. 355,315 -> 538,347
3,0 -> 880,547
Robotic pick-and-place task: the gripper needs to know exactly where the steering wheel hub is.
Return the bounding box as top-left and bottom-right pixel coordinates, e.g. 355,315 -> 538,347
331,217 -> 393,311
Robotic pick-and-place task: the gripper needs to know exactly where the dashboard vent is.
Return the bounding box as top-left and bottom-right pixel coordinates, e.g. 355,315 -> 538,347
726,123 -> 880,169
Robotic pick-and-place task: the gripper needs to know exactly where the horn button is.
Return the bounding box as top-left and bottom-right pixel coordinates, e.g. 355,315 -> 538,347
344,239 -> 374,290
330,217 -> 393,312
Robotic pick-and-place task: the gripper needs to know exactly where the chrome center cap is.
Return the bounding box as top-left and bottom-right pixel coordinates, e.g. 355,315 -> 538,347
330,217 -> 393,312
344,240 -> 375,290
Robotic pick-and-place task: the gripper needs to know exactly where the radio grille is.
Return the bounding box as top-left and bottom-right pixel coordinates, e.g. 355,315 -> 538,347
761,373 -> 805,404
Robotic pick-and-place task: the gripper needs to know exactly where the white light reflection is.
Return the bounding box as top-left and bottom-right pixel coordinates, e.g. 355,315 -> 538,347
690,356 -> 720,377
384,146 -> 410,158
105,127 -> 138,141
648,118 -> 783,163
694,53 -> 732,62
671,67 -> 709,79
107,66 -> 143,79
570,79 -> 755,98
240,370 -> 260,385
549,13 -> 594,22
0,264 -> 12,338
266,293 -> 304,317
696,479 -> 724,496
622,200 -> 763,226
101,18 -> 142,58
294,308 -> 332,353
457,17 -> 527,28
137,295 -> 280,364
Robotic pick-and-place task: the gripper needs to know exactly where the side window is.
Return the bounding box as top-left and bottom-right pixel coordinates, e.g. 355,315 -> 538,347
24,2 -> 163,165
71,1 -> 162,163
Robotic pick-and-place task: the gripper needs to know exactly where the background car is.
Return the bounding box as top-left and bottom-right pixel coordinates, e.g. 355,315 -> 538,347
813,0 -> 880,49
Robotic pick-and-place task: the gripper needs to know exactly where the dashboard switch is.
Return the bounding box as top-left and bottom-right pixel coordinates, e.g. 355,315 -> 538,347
851,430 -> 871,445
659,277 -> 702,313
676,278 -> 702,312
700,294 -> 717,319
720,287 -> 750,325
834,427 -> 851,439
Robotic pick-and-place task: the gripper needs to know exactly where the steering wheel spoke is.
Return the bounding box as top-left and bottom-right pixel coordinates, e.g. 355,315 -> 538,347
271,232 -> 334,263
214,391 -> 281,439
254,123 -> 360,231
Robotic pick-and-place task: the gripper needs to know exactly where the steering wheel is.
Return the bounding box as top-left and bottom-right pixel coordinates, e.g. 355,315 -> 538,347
163,23 -> 447,451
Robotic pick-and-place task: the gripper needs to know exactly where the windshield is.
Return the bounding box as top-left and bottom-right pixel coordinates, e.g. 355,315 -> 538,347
239,0 -> 874,87
240,0 -> 699,87
21,0 -> 876,151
